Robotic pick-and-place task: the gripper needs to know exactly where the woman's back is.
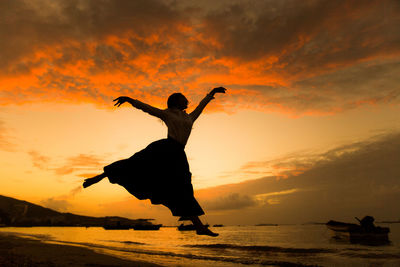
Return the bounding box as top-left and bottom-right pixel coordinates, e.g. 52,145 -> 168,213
162,109 -> 193,146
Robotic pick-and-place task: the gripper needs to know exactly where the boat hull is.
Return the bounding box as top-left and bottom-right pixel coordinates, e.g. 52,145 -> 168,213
326,220 -> 390,245
132,224 -> 162,230
103,225 -> 131,230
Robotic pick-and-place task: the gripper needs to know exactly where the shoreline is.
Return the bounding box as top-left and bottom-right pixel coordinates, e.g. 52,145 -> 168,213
0,231 -> 162,267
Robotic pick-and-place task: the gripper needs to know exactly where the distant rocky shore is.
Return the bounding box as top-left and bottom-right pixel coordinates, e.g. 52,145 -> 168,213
0,195 -> 156,227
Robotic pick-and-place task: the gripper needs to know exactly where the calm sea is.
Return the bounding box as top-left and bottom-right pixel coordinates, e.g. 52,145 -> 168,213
1,224 -> 400,266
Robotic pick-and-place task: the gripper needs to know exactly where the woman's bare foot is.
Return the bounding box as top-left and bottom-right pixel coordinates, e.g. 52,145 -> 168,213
83,174 -> 105,188
83,178 -> 98,188
188,216 -> 218,237
196,227 -> 219,237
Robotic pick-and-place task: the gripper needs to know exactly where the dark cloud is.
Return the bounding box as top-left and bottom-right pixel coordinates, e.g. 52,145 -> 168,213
197,132 -> 400,224
239,151 -> 318,179
236,134 -> 393,180
1,0 -> 399,114
292,60 -> 400,112
198,0 -> 400,113
213,0 -> 400,114
0,0 -> 185,73
202,193 -> 257,211
201,0 -> 400,68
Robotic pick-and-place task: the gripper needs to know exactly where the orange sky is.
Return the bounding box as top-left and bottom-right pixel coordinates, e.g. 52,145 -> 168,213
1,0 -> 400,225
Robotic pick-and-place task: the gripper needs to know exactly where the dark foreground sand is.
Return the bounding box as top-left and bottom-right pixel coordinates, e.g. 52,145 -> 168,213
0,232 -> 162,267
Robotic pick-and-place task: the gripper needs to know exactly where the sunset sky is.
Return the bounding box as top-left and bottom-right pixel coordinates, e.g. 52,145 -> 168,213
1,0 -> 400,225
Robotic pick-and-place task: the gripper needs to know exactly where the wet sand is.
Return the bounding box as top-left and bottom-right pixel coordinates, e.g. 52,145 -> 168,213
0,232 -> 162,267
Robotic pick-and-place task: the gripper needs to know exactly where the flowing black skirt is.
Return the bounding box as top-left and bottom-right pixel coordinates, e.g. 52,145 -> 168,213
104,137 -> 204,217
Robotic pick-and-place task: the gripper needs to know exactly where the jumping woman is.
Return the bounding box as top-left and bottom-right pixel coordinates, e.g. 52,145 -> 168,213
83,87 -> 226,237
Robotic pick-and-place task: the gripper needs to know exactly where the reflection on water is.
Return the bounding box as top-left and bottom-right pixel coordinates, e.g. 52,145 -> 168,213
1,224 -> 400,266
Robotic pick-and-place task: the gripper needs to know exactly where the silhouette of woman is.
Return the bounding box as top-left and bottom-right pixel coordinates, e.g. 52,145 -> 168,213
83,87 -> 226,237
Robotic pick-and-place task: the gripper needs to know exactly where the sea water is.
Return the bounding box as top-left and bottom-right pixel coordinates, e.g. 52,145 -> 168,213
1,224 -> 400,266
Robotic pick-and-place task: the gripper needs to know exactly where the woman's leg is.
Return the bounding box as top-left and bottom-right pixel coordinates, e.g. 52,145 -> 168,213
189,216 -> 219,237
83,173 -> 106,188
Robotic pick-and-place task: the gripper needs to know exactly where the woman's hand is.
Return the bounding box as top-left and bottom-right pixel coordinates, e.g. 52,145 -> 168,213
211,87 -> 227,95
113,96 -> 132,107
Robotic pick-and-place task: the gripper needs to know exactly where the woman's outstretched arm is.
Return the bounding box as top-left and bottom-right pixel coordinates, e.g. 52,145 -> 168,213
189,87 -> 226,122
113,96 -> 165,119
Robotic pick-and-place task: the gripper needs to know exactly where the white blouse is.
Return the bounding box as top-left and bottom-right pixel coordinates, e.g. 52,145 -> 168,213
129,94 -> 214,146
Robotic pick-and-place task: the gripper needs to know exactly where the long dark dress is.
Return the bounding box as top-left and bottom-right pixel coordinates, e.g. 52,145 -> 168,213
104,137 -> 204,217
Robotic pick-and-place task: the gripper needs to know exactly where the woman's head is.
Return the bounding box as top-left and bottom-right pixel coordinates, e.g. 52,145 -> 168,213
167,93 -> 188,110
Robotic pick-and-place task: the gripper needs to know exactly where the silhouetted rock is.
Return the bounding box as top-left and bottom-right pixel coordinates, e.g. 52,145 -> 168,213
0,195 -> 155,227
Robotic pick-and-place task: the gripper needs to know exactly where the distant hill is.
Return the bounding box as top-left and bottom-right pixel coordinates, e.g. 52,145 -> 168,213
0,195 -> 153,227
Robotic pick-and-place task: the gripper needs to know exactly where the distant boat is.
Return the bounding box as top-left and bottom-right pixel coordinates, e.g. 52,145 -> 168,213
103,220 -> 132,230
255,223 -> 278,226
213,224 -> 224,227
132,224 -> 162,230
178,223 -> 209,231
326,216 -> 390,244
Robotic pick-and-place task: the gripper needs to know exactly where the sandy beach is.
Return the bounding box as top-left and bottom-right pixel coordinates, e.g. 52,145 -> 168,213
0,232 -> 162,267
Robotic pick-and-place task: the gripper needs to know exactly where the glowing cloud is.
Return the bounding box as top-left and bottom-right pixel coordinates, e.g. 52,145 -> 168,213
1,0 -> 399,115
